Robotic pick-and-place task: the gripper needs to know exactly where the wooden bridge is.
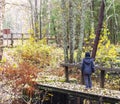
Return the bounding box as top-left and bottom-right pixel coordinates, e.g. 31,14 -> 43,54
36,82 -> 120,104
34,62 -> 120,104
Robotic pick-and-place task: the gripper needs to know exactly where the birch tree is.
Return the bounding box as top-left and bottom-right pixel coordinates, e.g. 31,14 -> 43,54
61,0 -> 68,63
34,0 -> 39,40
112,0 -> 118,44
28,0 -> 34,32
90,0 -> 94,30
77,0 -> 87,62
47,0 -> 51,38
39,0 -> 42,39
0,0 -> 5,61
69,0 -> 75,63
28,0 -> 39,40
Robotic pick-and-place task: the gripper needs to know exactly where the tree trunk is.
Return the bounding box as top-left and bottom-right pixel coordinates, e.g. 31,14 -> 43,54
77,0 -> 87,62
39,0 -> 42,39
28,0 -> 34,33
61,0 -> 68,63
92,0 -> 105,59
69,0 -> 75,63
113,0 -> 118,44
90,0 -> 94,30
0,0 -> 5,61
47,0 -> 51,38
34,0 -> 39,41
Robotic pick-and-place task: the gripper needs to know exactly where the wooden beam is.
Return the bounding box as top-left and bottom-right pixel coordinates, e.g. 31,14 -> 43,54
60,63 -> 120,72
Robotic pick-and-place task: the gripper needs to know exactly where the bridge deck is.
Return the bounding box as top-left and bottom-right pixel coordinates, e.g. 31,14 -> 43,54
36,82 -> 120,103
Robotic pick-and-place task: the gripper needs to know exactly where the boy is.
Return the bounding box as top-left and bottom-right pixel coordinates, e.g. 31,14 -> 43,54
81,52 -> 95,89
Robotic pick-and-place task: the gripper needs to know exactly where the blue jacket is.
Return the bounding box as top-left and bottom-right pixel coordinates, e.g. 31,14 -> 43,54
81,57 -> 95,74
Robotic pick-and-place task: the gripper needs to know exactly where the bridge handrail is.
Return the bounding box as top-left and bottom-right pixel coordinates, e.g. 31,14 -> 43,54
60,63 -> 120,72
60,63 -> 120,88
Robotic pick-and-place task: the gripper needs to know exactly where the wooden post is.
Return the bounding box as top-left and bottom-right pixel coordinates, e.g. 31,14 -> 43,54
22,33 -> 24,45
89,100 -> 93,104
100,70 -> 105,88
81,71 -> 84,84
60,93 -> 68,104
77,97 -> 80,104
0,35 -> 3,61
7,34 -> 8,47
99,97 -> 103,104
80,97 -> 84,104
69,96 -> 77,104
65,66 -> 69,82
52,92 -> 68,104
11,33 -> 13,47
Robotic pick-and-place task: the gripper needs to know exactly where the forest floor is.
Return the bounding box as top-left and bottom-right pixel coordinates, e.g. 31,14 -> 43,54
0,51 -> 14,104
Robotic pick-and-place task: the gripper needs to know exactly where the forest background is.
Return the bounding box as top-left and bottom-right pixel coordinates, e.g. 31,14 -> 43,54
3,0 -> 120,61
0,0 -> 120,103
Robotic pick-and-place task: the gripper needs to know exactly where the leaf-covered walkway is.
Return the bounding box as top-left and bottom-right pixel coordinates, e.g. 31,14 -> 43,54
37,81 -> 120,103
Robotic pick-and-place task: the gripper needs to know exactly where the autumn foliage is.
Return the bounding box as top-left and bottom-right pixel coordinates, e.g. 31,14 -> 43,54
1,62 -> 41,96
16,38 -> 52,68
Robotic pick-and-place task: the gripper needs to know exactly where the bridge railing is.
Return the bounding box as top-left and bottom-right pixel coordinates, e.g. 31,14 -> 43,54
61,63 -> 120,88
3,33 -> 30,47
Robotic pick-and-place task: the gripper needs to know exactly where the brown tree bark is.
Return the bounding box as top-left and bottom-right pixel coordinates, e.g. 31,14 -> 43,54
92,0 -> 105,59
